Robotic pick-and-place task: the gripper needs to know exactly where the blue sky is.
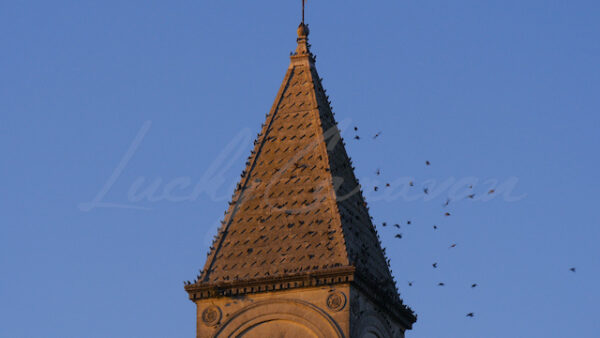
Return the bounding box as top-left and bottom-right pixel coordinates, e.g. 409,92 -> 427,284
1,1 -> 599,337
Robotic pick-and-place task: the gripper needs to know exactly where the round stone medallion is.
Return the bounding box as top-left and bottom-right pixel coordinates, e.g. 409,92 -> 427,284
201,305 -> 222,327
326,291 -> 347,312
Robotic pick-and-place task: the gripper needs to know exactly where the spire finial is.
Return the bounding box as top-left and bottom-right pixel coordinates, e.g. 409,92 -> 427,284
302,0 -> 306,25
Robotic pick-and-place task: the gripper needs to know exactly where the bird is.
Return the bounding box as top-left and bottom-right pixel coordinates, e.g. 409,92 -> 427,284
374,186 -> 379,192
354,126 -> 358,131
426,160 -> 431,166
354,135 -> 360,140
488,189 -> 495,194
466,312 -> 474,317
395,234 -> 403,239
570,267 -> 576,273
408,281 -> 413,287
471,283 -> 478,288
407,220 -> 412,225
382,222 -> 387,227
386,183 -> 391,187
467,194 -> 476,199
373,131 -> 382,139
432,262 -> 438,268
438,282 -> 445,286
409,181 -> 414,187
444,198 -> 451,207
445,212 -> 451,216
449,243 -> 457,249
433,225 -> 438,230
393,223 -> 400,229
376,169 -> 381,176
424,187 -> 429,194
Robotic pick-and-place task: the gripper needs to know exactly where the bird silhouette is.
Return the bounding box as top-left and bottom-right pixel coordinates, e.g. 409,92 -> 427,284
488,189 -> 495,194
409,181 -> 414,187
382,222 -> 387,227
395,234 -> 403,239
373,131 -> 382,139
468,194 -> 476,199
426,160 -> 431,166
354,135 -> 360,140
570,267 -> 576,273
438,282 -> 445,286
374,186 -> 379,192
466,312 -> 474,317
433,225 -> 438,230
449,244 -> 457,249
376,169 -> 381,176
432,262 -> 438,268
354,126 -> 358,131
424,187 -> 429,194
471,283 -> 478,288
408,281 -> 413,287
393,224 -> 400,229
444,198 -> 450,207
445,212 -> 451,216
407,220 -> 412,225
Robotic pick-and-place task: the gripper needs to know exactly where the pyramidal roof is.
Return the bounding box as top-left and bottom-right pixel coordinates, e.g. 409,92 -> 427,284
186,23 -> 414,321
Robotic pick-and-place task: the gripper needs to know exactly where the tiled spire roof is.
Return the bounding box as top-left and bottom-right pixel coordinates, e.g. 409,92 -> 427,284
187,23 -> 414,319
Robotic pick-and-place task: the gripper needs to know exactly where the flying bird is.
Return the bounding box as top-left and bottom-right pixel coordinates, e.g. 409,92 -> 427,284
570,267 -> 576,273
438,282 -> 445,286
424,187 -> 429,194
354,135 -> 360,140
444,198 -> 450,207
374,186 -> 379,192
393,224 -> 400,229
373,131 -> 382,139
449,244 -> 457,249
409,181 -> 414,187
445,212 -> 451,216
432,262 -> 438,268
408,281 -> 413,287
354,126 -> 358,131
488,189 -> 495,194
471,283 -> 478,288
433,225 -> 438,230
376,169 -> 381,176
467,194 -> 476,199
466,313 -> 474,317
407,220 -> 412,225
382,222 -> 387,227
426,160 -> 431,166
395,234 -> 403,239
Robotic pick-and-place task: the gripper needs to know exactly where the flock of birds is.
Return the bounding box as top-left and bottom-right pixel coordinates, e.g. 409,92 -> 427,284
351,126 -> 577,319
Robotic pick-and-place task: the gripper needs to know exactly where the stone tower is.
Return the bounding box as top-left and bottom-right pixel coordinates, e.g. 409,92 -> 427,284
185,23 -> 416,337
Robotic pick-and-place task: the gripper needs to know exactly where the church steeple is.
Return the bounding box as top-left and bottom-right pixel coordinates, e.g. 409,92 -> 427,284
185,22 -> 416,337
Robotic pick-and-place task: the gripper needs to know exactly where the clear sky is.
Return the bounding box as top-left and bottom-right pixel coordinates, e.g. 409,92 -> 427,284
1,1 -> 599,337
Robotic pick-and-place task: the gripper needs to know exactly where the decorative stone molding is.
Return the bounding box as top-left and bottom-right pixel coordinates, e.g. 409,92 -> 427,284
326,291 -> 346,312
201,305 -> 222,327
215,298 -> 344,337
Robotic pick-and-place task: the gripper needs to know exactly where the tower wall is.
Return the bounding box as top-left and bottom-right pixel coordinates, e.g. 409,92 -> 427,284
194,285 -> 351,337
